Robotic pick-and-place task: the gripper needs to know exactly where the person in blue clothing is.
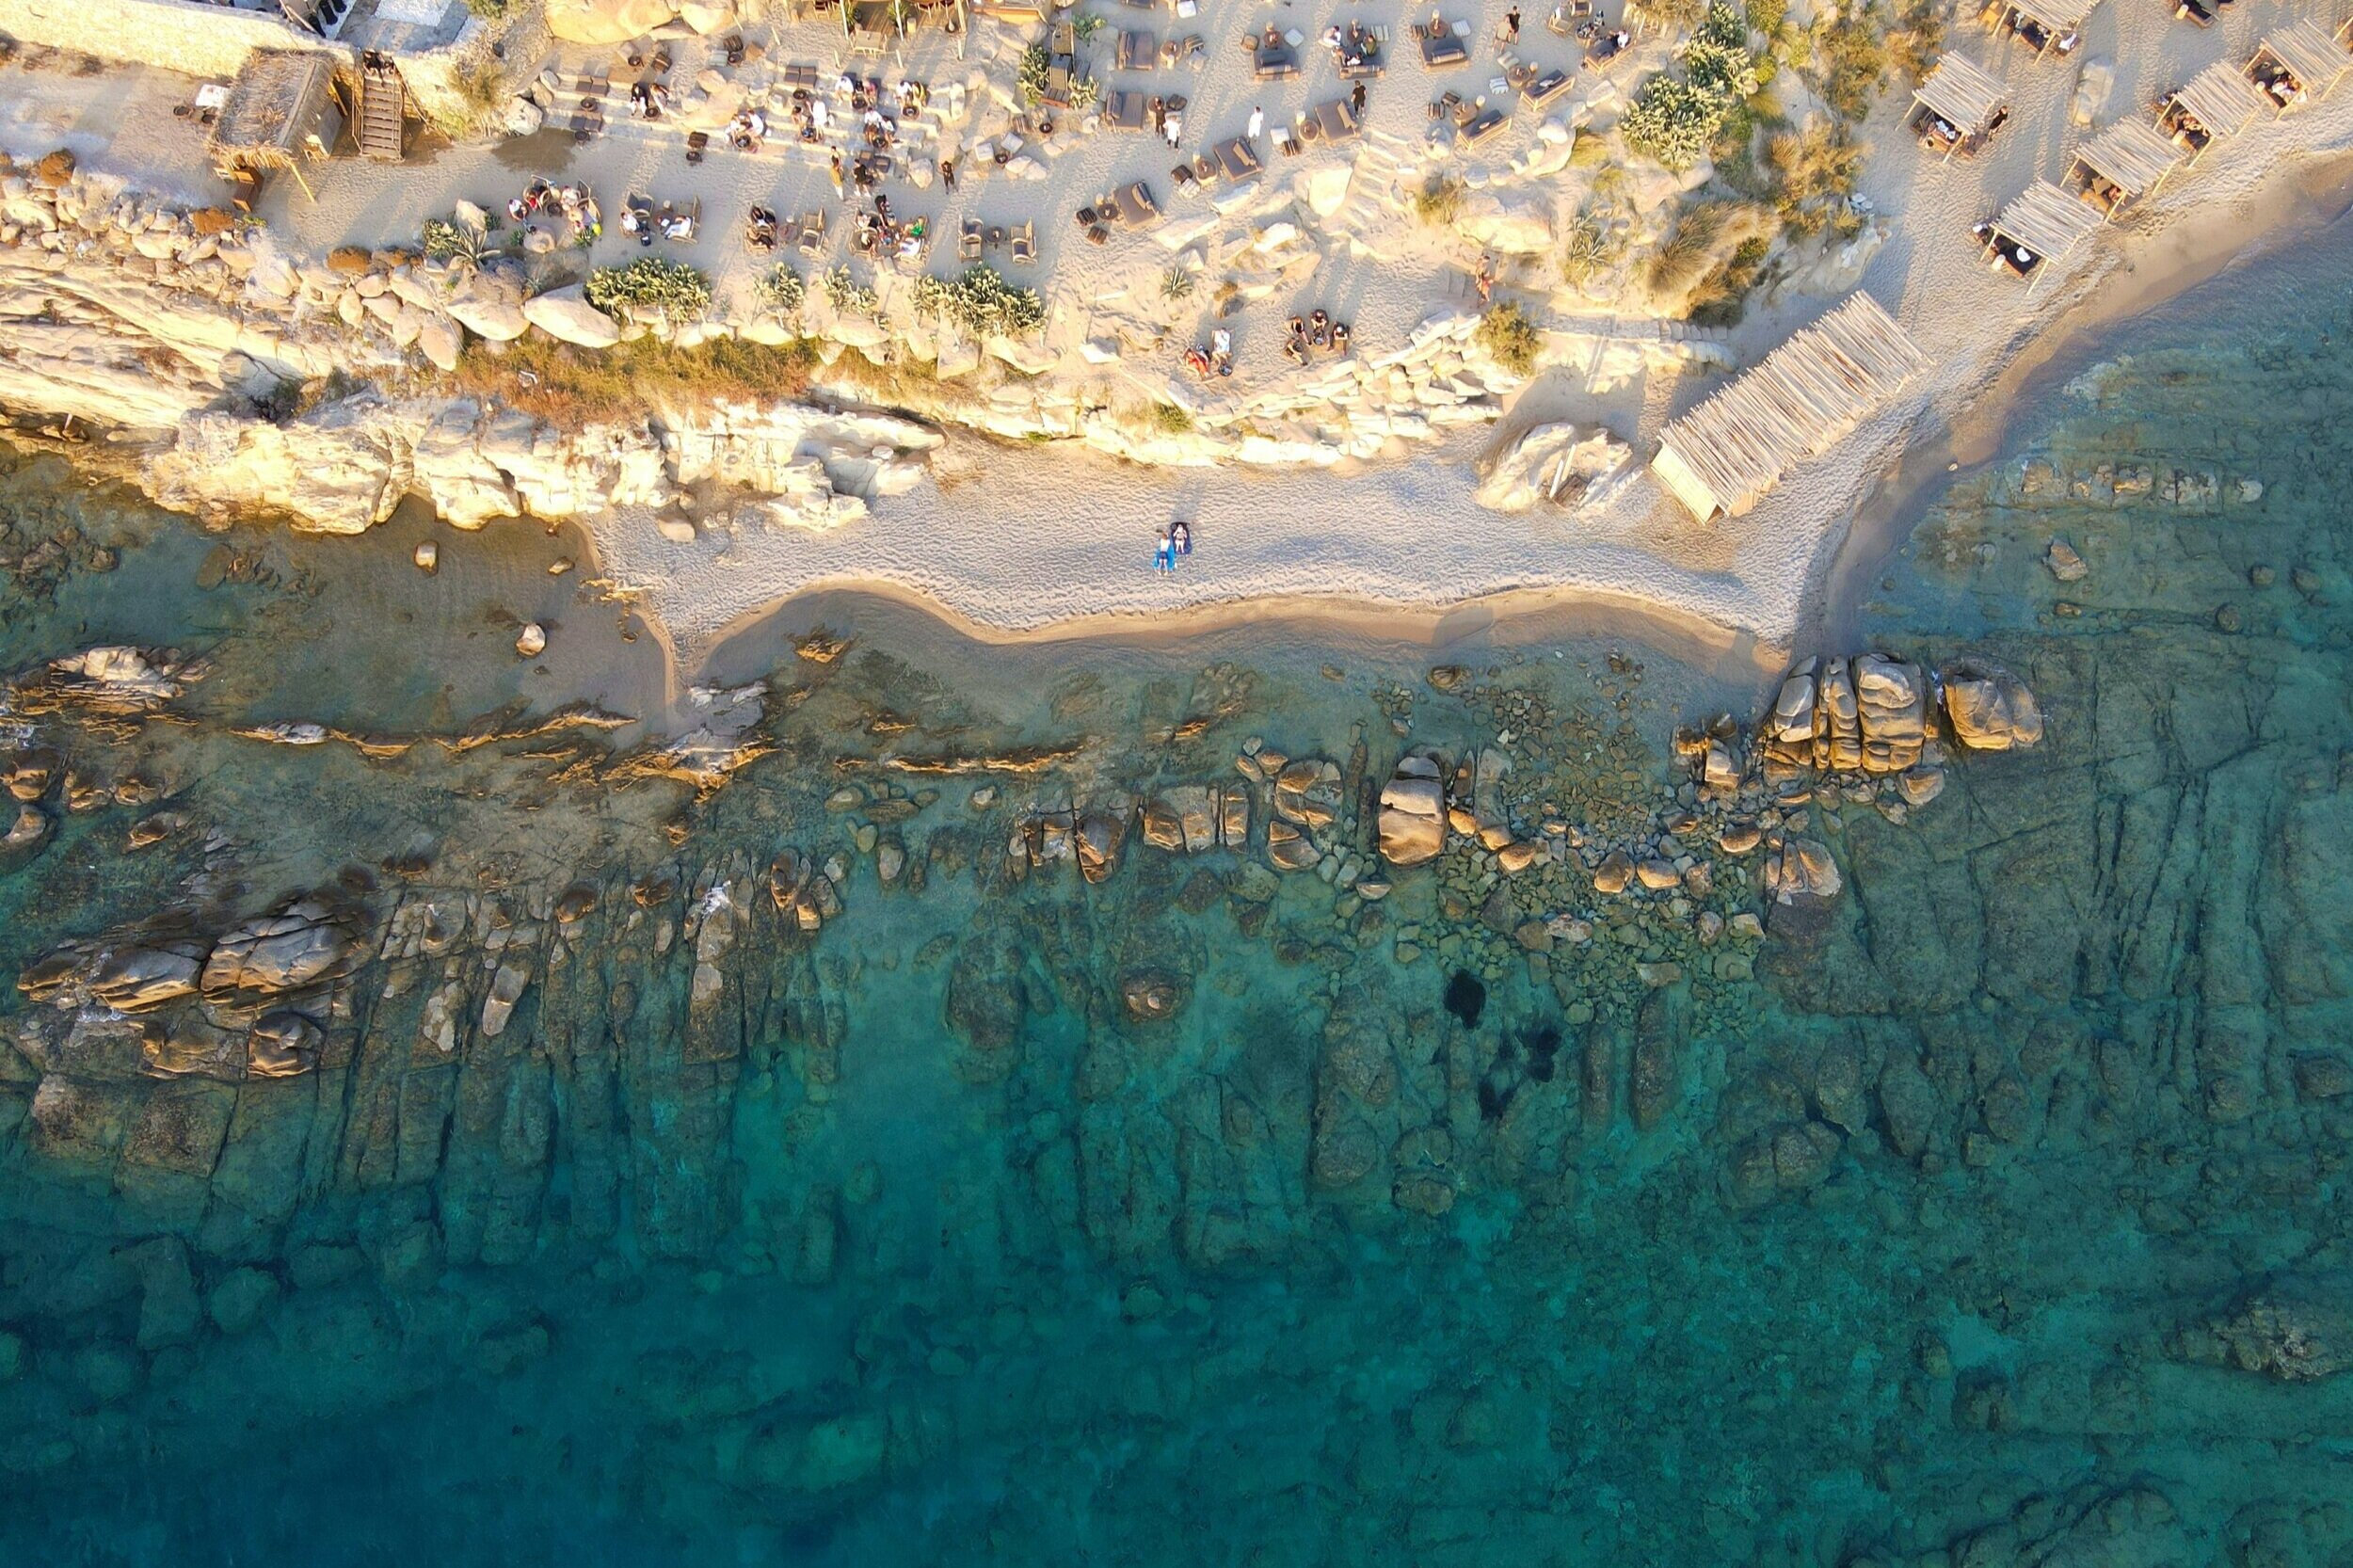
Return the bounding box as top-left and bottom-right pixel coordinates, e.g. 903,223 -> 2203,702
1154,530 -> 1176,572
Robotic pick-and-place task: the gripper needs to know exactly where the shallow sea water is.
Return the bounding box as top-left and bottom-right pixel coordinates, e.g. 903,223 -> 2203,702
2,227 -> 2352,1567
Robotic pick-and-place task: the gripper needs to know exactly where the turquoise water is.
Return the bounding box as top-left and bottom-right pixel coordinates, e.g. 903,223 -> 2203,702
4,227 -> 2353,1564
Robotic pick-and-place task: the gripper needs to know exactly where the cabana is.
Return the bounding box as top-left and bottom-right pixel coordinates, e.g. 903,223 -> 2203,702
1651,293 -> 1926,521
1981,179 -> 2102,289
2159,57 -> 2265,158
2064,117 -> 2183,217
1909,53 -> 2009,159
1979,0 -> 2093,56
2246,20 -> 2350,115
209,50 -> 342,205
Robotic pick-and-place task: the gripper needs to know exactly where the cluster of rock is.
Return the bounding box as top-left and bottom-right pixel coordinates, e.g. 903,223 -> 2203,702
1002,744 -> 1386,902
1473,421 -> 1637,515
1760,653 -> 2042,778
19,892 -> 366,1080
2015,453 -> 2266,510
144,392 -> 936,536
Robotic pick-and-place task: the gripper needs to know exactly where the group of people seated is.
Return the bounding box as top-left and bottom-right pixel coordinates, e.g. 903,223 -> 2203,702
619,200 -> 696,246
745,205 -> 780,252
1283,310 -> 1352,365
505,179 -> 601,242
1321,20 -> 1382,67
2253,63 -> 2305,110
1184,328 -> 1236,378
627,80 -> 675,119
726,107 -> 770,151
851,195 -> 928,262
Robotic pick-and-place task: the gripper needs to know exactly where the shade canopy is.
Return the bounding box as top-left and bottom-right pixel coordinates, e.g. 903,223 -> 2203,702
1652,293 -> 1926,520
1989,179 -> 2101,261
1913,53 -> 2008,132
2070,117 -> 2183,198
2165,57 -> 2265,139
210,50 -> 338,163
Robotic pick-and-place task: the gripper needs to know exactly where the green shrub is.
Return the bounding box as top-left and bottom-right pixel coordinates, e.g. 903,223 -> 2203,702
1623,76 -> 1730,171
1695,1 -> 1750,48
1151,401 -> 1194,434
1560,211 -> 1624,288
822,265 -> 884,318
1763,121 -> 1863,234
905,264 -> 1048,337
754,264 -> 805,316
421,216 -> 490,267
1474,300 -> 1542,376
462,0 -> 512,17
1070,9 -> 1104,37
584,257 -> 712,323
1160,267 -> 1195,301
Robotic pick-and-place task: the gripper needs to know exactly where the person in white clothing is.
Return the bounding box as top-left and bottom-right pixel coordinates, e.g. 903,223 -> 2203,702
1247,104 -> 1263,139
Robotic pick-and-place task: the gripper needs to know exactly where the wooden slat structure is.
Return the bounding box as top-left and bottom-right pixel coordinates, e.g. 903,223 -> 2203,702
2248,20 -> 2351,113
2067,117 -> 2183,216
2161,58 -> 2265,157
1981,0 -> 2093,53
209,50 -> 342,200
357,52 -> 404,161
1651,293 -> 1926,521
1912,53 -> 2009,157
1984,179 -> 2102,290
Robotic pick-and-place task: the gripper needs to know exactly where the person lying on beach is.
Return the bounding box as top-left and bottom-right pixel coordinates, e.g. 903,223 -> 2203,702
1172,521 -> 1192,555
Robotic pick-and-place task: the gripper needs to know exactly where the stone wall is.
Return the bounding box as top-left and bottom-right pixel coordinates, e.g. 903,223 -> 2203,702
0,0 -> 345,77
398,8 -> 556,136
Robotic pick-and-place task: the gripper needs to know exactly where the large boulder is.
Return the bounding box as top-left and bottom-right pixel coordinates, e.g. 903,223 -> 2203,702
1851,652 -> 1927,773
447,296 -> 528,343
521,286 -> 622,349
1272,759 -> 1342,831
1377,754 -> 1446,868
89,948 -> 201,1012
1474,423 -> 1632,513
201,898 -> 360,1003
1942,662 -> 2044,752
545,0 -> 683,45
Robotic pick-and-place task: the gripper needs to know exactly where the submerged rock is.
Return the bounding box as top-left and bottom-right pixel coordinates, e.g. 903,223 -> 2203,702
1942,661 -> 2044,751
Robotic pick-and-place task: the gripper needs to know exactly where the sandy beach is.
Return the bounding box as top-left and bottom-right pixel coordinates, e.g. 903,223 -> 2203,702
4,0 -> 2351,685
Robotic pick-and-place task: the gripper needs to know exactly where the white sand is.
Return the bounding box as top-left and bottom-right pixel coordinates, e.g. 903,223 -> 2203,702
543,0 -> 2353,666
13,0 -> 2350,671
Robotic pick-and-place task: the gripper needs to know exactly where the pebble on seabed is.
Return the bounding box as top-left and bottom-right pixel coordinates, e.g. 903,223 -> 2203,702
412,541 -> 439,574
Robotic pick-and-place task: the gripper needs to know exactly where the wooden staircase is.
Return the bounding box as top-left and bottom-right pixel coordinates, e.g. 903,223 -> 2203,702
358,54 -> 405,161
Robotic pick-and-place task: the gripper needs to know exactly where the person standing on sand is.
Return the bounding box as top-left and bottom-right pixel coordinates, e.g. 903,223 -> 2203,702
940,157 -> 955,191
829,152 -> 844,195
1352,80 -> 1368,114
1505,6 -> 1520,40
1247,104 -> 1264,140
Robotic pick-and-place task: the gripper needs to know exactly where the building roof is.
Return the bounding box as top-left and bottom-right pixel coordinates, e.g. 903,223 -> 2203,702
210,50 -> 338,159
1913,52 -> 2009,130
2071,116 -> 2183,196
2166,57 -> 2266,137
1651,293 -> 1927,520
2254,19 -> 2350,94
1990,179 -> 2103,261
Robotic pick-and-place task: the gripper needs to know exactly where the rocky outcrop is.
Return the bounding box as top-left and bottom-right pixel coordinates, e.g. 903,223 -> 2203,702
1941,660 -> 2045,752
1760,652 -> 2040,775
1377,754 -> 1446,867
520,286 -> 623,349
1474,422 -> 1634,513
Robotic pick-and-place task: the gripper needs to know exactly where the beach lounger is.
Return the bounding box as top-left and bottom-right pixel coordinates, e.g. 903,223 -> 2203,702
1118,28 -> 1158,70
1521,67 -> 1572,108
1310,98 -> 1362,141
1420,26 -> 1470,69
1213,136 -> 1264,182
1011,220 -> 1035,262
1461,105 -> 1508,143
796,208 -> 827,256
1255,44 -> 1301,79
1113,181 -> 1160,225
1049,20 -> 1077,53
960,216 -> 983,260
780,63 -> 822,90
1339,53 -> 1385,79
1104,88 -> 1153,130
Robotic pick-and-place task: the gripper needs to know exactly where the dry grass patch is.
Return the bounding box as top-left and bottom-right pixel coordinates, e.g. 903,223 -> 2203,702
442,333 -> 819,425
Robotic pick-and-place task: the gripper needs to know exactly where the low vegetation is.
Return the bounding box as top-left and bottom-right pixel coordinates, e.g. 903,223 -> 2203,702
442,333 -> 817,425
1474,300 -> 1542,377
584,257 -> 712,324
1645,201 -> 1734,297
1764,121 -> 1865,237
1560,209 -> 1625,291
822,266 -> 885,319
1151,401 -> 1194,435
908,264 -> 1048,337
421,216 -> 492,269
1622,3 -> 1758,172
1414,176 -> 1465,227
753,264 -> 806,317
